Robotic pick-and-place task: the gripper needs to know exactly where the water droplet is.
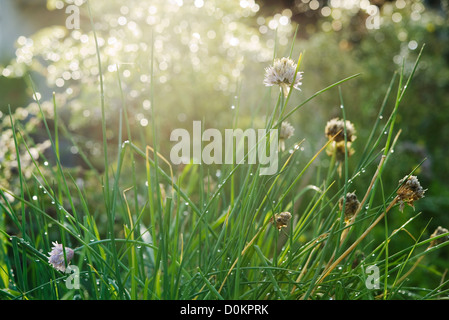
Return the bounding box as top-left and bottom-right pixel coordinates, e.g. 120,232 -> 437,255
340,105 -> 344,109
231,105 -> 235,109
390,149 -> 395,153
32,195 -> 38,201
44,161 -> 49,166
384,131 -> 388,135
379,115 -> 383,120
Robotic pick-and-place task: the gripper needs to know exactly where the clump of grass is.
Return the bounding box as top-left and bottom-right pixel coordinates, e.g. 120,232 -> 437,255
0,19 -> 448,301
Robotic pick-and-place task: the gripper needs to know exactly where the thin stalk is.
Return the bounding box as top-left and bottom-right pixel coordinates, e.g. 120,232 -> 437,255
316,196 -> 399,286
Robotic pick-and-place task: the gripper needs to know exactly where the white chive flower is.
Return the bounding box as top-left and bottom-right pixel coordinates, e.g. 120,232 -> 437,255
48,241 -> 74,272
264,57 -> 303,97
279,121 -> 295,151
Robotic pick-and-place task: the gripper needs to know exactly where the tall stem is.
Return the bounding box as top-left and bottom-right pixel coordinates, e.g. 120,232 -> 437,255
316,196 -> 399,286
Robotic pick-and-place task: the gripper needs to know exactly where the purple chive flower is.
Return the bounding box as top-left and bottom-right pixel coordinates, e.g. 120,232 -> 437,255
48,241 -> 74,272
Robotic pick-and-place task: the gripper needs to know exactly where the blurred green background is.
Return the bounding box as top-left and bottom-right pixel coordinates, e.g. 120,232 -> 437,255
1,0 -> 448,291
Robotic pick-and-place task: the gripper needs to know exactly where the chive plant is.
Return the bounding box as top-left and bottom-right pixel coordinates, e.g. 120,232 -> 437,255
0,13 -> 448,300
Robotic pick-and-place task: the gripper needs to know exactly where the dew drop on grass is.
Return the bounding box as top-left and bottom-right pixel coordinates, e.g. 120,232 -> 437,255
32,195 -> 38,201
379,115 -> 383,120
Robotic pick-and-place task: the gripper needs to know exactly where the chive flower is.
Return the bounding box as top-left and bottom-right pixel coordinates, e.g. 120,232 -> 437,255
339,192 -> 360,223
325,117 -> 356,143
48,241 -> 74,272
272,212 -> 292,230
396,175 -> 426,212
279,121 -> 295,151
429,226 -> 449,247
263,57 -> 303,97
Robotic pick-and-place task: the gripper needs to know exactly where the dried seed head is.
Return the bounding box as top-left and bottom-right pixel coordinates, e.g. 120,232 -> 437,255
326,140 -> 355,162
430,226 -> 449,247
396,175 -> 426,212
48,241 -> 74,272
325,118 -> 356,143
272,212 -> 292,230
339,192 -> 360,222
